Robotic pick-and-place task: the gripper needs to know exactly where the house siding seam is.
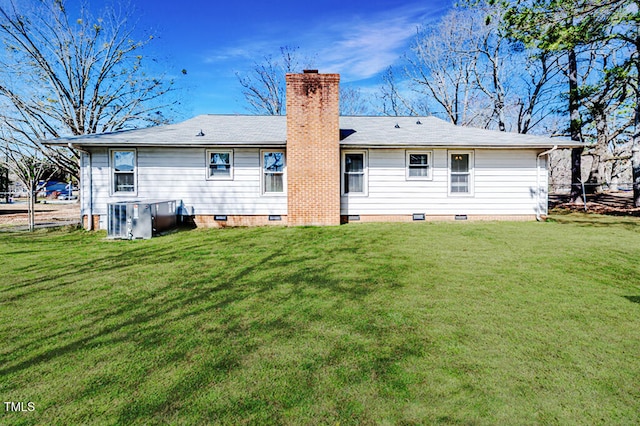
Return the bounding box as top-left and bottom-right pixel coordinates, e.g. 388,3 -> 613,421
286,72 -> 341,226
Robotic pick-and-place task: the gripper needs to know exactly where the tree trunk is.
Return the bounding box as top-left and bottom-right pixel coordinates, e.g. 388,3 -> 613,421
633,144 -> 640,207
28,184 -> 35,232
568,48 -> 583,204
587,106 -> 608,193
634,24 -> 640,207
1,166 -> 8,203
570,148 -> 583,201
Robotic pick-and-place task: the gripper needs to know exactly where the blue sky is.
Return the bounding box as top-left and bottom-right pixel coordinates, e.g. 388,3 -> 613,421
84,0 -> 453,116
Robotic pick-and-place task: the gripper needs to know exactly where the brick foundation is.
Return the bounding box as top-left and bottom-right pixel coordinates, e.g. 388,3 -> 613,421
286,71 -> 340,226
193,215 -> 288,228
85,214 -> 288,230
86,212 -> 536,231
341,214 -> 538,223
82,215 -> 100,230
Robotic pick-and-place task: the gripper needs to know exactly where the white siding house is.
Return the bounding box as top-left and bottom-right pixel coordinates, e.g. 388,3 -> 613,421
48,71 -> 575,229
340,148 -> 547,217
84,147 -> 288,219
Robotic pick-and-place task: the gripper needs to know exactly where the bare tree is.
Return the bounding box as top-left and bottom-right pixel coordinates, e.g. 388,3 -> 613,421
378,67 -> 406,116
473,5 -> 563,133
579,45 -> 634,192
237,46 -> 375,116
0,0 -> 180,180
340,86 -> 371,116
514,50 -> 564,134
472,4 -> 510,131
607,0 -> 640,206
405,8 -> 486,126
236,46 -> 313,115
386,4 -> 562,134
377,66 -> 430,117
1,135 -> 54,231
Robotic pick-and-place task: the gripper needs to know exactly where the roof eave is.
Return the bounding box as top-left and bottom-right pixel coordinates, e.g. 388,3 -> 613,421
52,141 -> 287,148
339,142 -> 582,149
51,141 -> 581,149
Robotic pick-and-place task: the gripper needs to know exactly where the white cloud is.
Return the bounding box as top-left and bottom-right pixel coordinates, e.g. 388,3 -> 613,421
199,2 -> 448,81
309,3 -> 446,81
318,21 -> 415,80
202,45 -> 262,64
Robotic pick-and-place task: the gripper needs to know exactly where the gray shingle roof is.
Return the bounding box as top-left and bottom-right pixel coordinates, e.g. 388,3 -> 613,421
47,114 -> 576,149
49,115 -> 288,147
339,116 -> 574,148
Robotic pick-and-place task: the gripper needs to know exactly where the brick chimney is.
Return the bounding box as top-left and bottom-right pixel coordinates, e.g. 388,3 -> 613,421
286,70 -> 341,226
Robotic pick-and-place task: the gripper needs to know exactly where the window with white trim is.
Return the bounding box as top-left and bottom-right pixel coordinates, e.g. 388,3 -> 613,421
206,150 -> 233,180
449,151 -> 474,195
111,149 -> 136,194
262,150 -> 285,194
406,150 -> 432,180
342,150 -> 367,195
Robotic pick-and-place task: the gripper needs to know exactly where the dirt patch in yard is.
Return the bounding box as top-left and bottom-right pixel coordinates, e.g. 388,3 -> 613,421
550,191 -> 640,217
0,200 -> 80,228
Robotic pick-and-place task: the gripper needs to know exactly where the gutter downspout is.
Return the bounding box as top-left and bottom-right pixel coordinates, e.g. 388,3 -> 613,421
69,143 -> 93,230
536,145 -> 558,221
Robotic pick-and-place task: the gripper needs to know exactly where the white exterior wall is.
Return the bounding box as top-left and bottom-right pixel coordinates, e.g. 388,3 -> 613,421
80,146 -> 549,226
83,147 -> 287,220
340,148 -> 547,216
537,153 -> 549,216
80,152 -> 91,216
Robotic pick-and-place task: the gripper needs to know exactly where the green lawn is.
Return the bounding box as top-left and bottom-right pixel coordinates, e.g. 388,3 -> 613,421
1,216 -> 639,425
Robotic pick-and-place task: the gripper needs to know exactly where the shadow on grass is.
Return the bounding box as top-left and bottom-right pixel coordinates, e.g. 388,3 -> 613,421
624,296 -> 640,304
548,213 -> 640,230
1,243 -> 192,302
0,237 -> 388,376
1,226 -> 420,423
0,247 -> 269,376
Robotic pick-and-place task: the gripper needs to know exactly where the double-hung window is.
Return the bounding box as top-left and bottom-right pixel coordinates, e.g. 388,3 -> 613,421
111,149 -> 136,194
449,151 -> 474,195
262,150 -> 285,194
342,151 -> 367,195
207,150 -> 233,180
406,151 -> 432,180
